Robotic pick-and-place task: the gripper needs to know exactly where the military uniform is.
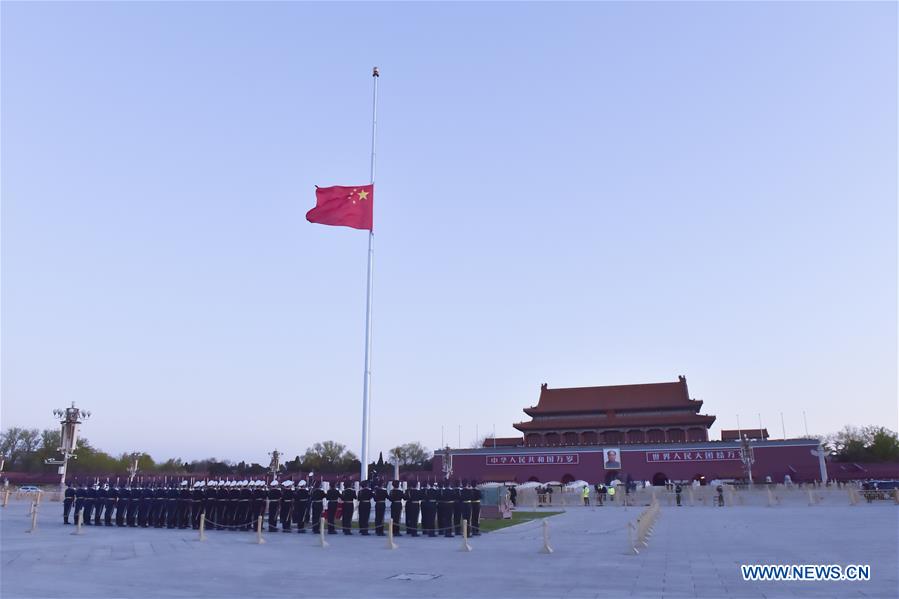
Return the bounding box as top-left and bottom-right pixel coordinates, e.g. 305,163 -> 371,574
63,484 -> 75,524
470,483 -> 482,535
452,481 -> 463,535
267,481 -> 282,532
388,482 -> 405,536
405,483 -> 421,537
280,481 -> 295,532
340,484 -> 356,535
357,482 -> 373,535
325,485 -> 340,534
423,483 -> 438,537
83,484 -> 97,525
373,482 -> 388,536
105,484 -> 117,526
438,481 -> 454,537
310,483 -> 325,533
294,481 -> 310,533
460,482 -> 473,534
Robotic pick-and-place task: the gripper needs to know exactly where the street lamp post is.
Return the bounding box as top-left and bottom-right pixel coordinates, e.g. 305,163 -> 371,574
739,434 -> 755,486
268,450 -> 281,480
45,403 -> 91,491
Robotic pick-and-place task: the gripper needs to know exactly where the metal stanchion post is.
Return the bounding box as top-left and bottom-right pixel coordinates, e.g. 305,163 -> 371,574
198,511 -> 207,541
26,501 -> 38,533
319,518 -> 329,548
460,518 -> 472,552
2,489 -> 9,507
256,516 -> 266,544
71,508 -> 84,535
386,518 -> 397,549
540,518 -> 553,554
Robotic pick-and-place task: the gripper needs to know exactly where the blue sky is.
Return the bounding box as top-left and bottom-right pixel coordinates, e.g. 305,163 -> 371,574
2,2 -> 896,464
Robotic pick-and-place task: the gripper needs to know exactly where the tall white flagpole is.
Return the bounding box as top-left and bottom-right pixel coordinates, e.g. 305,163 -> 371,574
360,66 -> 379,482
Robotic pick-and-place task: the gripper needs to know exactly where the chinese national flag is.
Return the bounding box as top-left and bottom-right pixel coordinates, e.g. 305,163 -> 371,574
306,184 -> 373,231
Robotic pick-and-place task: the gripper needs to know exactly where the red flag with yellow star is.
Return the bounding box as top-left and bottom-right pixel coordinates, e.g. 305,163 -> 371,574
306,184 -> 373,231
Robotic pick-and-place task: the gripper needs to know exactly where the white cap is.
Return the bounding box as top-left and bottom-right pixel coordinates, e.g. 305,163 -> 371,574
270,480 -> 280,487
298,480 -> 307,487
283,480 -> 294,487
180,480 -> 188,487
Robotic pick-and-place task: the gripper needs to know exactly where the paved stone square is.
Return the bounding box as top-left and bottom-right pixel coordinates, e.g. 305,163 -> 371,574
2,499 -> 896,598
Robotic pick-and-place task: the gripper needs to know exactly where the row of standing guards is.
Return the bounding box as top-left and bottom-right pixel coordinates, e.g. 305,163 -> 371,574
62,479 -> 483,537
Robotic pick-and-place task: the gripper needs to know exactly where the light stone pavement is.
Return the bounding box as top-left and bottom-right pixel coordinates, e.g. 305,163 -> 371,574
1,499 -> 896,598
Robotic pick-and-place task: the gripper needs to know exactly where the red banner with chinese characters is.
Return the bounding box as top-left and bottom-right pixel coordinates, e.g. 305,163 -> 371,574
485,454 -> 580,466
645,449 -> 740,463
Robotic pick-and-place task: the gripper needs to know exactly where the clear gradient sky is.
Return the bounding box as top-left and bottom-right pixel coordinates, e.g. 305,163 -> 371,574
2,2 -> 896,465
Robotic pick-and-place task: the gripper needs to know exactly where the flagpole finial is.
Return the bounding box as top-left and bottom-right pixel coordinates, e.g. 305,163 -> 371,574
372,66 -> 379,77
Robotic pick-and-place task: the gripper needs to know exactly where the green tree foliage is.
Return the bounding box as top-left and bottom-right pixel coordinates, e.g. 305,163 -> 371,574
388,442 -> 432,469
825,426 -> 899,462
300,441 -> 358,473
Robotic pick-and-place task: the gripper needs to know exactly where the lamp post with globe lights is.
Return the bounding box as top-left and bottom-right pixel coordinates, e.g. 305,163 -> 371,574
45,403 -> 91,490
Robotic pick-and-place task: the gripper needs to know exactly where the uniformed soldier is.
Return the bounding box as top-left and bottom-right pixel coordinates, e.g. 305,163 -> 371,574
63,483 -> 75,524
166,483 -> 179,529
405,482 -> 421,537
340,482 -> 356,535
236,480 -> 250,529
388,481 -> 405,536
267,480 -> 282,532
126,484 -> 139,527
373,480 -> 388,536
460,480 -> 473,533
294,480 -> 310,533
191,481 -> 205,529
116,483 -> 129,527
325,482 -> 340,534
310,481 -> 325,534
470,481 -> 482,536
716,485 -> 724,507
150,483 -> 162,528
356,480 -> 372,535
138,483 -> 152,527
95,482 -> 108,525
83,482 -> 97,525
452,480 -> 463,536
280,480 -> 295,532
73,481 -> 86,524
105,482 -> 117,526
248,481 -> 263,530
438,480 -> 453,537
675,483 -> 682,506
177,480 -> 191,529
423,482 -> 438,537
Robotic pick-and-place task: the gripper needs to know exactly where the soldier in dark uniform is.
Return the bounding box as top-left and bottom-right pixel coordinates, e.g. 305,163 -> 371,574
138,484 -> 151,527
388,481 -> 405,536
95,483 -> 107,525
178,480 -> 192,529
716,484 -> 725,507
236,481 -> 251,530
252,481 -> 267,530
280,480 -> 295,532
105,483 -> 117,526
373,480 -> 388,536
460,480 -> 473,534
438,480 -> 453,537
675,483 -> 682,506
73,481 -> 86,524
83,483 -> 96,525
423,482 -> 438,537
294,480 -> 310,533
310,481 -> 325,534
149,484 -> 162,528
405,482 -> 421,537
325,483 -> 340,534
191,481 -> 205,529
208,481 -> 223,530
267,480 -> 282,533
470,481 -> 482,536
116,483 -> 129,527
126,484 -> 139,527
452,480 -> 463,536
340,482 -> 356,535
167,483 -> 180,529
63,483 -> 75,524
357,481 -> 372,535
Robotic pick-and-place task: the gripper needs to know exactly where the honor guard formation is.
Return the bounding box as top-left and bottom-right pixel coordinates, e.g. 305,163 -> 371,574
62,478 -> 483,537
